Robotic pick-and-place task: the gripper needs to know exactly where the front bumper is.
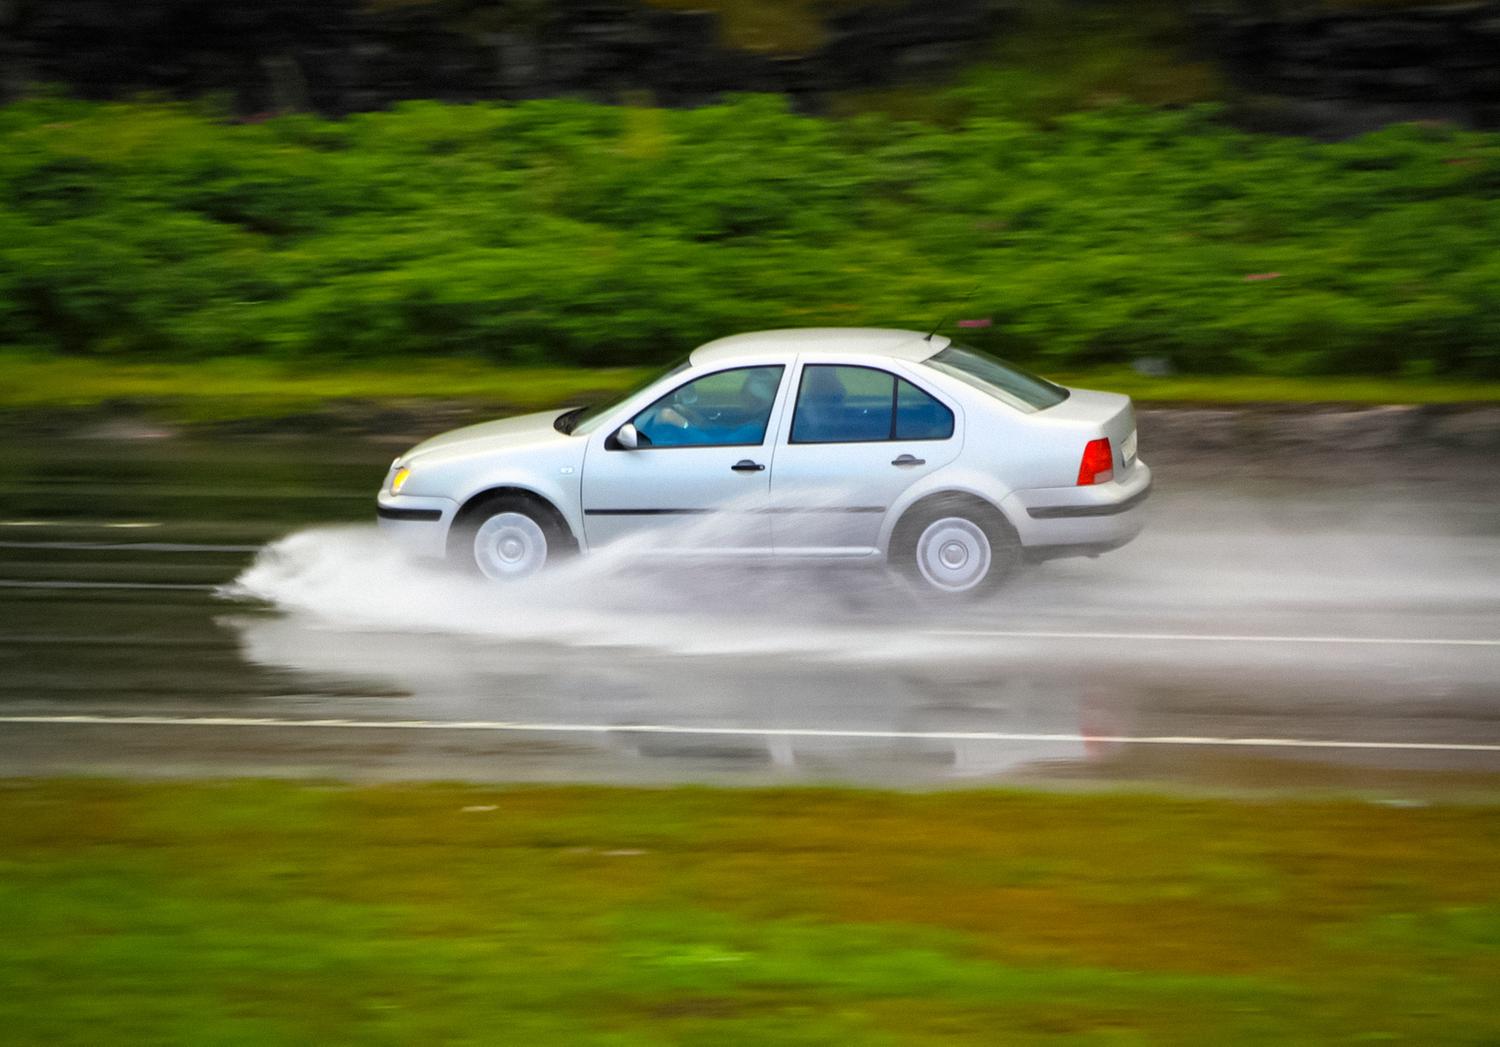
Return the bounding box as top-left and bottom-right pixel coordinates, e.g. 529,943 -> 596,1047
376,494 -> 457,560
1003,460 -> 1153,556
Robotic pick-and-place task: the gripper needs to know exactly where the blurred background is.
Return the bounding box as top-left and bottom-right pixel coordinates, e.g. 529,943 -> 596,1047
3,3 -> 1500,1043
2,0 -> 1500,398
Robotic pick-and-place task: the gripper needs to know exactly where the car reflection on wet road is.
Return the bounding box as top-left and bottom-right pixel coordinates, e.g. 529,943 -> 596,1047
1,433 -> 1498,794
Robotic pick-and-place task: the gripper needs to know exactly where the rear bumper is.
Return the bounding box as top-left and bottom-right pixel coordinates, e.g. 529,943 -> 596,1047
1004,460 -> 1152,555
375,494 -> 456,560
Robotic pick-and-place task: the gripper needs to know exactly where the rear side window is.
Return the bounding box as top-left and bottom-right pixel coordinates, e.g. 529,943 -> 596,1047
791,365 -> 953,444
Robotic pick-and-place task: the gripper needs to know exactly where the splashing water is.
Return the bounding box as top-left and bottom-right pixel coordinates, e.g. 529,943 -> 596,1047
222,479 -> 1500,663
221,523 -> 953,660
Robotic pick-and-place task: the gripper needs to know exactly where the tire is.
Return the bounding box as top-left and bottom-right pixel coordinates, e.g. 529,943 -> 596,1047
890,495 -> 1019,599
448,494 -> 571,581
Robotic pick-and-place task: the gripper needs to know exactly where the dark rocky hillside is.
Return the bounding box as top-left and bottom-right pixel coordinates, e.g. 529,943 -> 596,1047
0,0 -> 1009,113
2,0 -> 1499,130
1206,1 -> 1500,133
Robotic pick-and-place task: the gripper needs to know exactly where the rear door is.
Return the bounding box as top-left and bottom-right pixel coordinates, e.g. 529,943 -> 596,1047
769,362 -> 961,556
581,364 -> 787,553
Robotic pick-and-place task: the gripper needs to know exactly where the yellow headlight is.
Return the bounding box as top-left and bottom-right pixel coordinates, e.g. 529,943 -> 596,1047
390,466 -> 411,495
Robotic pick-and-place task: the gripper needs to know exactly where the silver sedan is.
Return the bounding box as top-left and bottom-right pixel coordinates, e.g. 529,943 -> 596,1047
378,328 -> 1151,596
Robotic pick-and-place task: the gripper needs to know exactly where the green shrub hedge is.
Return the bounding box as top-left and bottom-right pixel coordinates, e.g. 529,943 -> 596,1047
2,94 -> 1498,375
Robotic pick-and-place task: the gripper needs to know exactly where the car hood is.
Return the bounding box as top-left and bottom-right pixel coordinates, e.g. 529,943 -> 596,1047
403,409 -> 575,465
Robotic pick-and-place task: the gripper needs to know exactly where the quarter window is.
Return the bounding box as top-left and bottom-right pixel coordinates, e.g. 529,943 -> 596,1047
630,365 -> 784,447
896,379 -> 955,440
791,365 -> 953,444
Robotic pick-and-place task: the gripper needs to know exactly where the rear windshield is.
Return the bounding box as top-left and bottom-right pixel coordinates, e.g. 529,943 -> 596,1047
922,345 -> 1069,413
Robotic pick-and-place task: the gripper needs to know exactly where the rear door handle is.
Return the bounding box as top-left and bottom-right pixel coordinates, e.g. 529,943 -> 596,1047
891,454 -> 925,467
731,459 -> 766,472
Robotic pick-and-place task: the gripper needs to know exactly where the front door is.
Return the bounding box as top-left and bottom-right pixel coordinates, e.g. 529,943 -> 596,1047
581,364 -> 786,553
770,363 -> 961,555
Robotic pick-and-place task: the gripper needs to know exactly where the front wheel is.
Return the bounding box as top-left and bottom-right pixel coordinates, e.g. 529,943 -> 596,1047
892,498 -> 1019,598
449,496 -> 567,581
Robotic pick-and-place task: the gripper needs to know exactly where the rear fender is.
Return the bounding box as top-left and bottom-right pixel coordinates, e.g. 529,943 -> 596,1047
877,466 -> 1019,556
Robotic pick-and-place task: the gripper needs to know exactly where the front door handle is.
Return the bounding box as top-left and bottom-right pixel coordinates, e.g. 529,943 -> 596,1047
891,454 -> 926,467
731,459 -> 766,472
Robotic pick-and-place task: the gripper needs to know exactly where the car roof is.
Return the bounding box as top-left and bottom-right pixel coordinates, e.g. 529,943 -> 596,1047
689,328 -> 951,367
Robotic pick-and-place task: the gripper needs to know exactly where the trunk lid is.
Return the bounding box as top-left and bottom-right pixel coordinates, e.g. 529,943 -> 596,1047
1047,388 -> 1139,474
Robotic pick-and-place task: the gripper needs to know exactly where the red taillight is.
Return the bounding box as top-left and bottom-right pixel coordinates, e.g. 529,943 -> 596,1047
1077,438 -> 1114,486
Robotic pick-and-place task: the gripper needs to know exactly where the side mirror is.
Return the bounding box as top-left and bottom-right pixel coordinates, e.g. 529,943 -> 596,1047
616,422 -> 641,450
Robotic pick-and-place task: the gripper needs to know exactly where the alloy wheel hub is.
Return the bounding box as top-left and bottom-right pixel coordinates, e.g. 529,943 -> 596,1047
473,512 -> 548,580
916,517 -> 992,592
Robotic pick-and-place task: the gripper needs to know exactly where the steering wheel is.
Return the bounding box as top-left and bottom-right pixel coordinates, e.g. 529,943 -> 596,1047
664,395 -> 708,429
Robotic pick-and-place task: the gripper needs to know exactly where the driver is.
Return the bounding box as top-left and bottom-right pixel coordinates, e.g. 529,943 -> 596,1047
739,369 -> 777,417
651,368 -> 779,444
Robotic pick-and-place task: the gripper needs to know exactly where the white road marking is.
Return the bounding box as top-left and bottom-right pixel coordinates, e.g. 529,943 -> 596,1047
0,636 -> 215,646
0,591 -> 1493,645
5,484 -> 358,500
930,629 -> 1500,649
0,580 -> 217,591
0,541 -> 259,553
1,715 -> 1497,754
1,520 -> 163,529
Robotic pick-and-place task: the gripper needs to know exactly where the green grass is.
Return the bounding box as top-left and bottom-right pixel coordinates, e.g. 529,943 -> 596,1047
1,780 -> 1497,1044
0,354 -> 654,422
4,353 -> 1500,426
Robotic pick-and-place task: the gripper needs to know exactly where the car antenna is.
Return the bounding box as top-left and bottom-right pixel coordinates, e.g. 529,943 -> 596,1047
924,285 -> 980,341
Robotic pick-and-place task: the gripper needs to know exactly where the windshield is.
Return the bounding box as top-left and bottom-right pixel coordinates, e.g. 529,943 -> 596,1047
923,345 -> 1069,413
556,358 -> 691,436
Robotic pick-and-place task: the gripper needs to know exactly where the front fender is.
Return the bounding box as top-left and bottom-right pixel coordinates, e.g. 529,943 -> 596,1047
451,471 -> 585,547
402,450 -> 584,550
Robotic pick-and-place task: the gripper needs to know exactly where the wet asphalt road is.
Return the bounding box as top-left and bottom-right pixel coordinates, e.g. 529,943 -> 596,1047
1,432 -> 1498,795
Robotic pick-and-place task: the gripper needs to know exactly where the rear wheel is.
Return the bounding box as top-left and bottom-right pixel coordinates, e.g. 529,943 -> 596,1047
449,495 -> 570,581
891,496 -> 1018,598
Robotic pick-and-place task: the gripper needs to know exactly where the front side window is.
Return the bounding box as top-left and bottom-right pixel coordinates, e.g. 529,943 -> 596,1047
630,365 -> 784,447
791,365 -> 954,444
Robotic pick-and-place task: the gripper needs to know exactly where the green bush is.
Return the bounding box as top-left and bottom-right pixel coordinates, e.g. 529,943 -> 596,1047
1,94 -> 1498,375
